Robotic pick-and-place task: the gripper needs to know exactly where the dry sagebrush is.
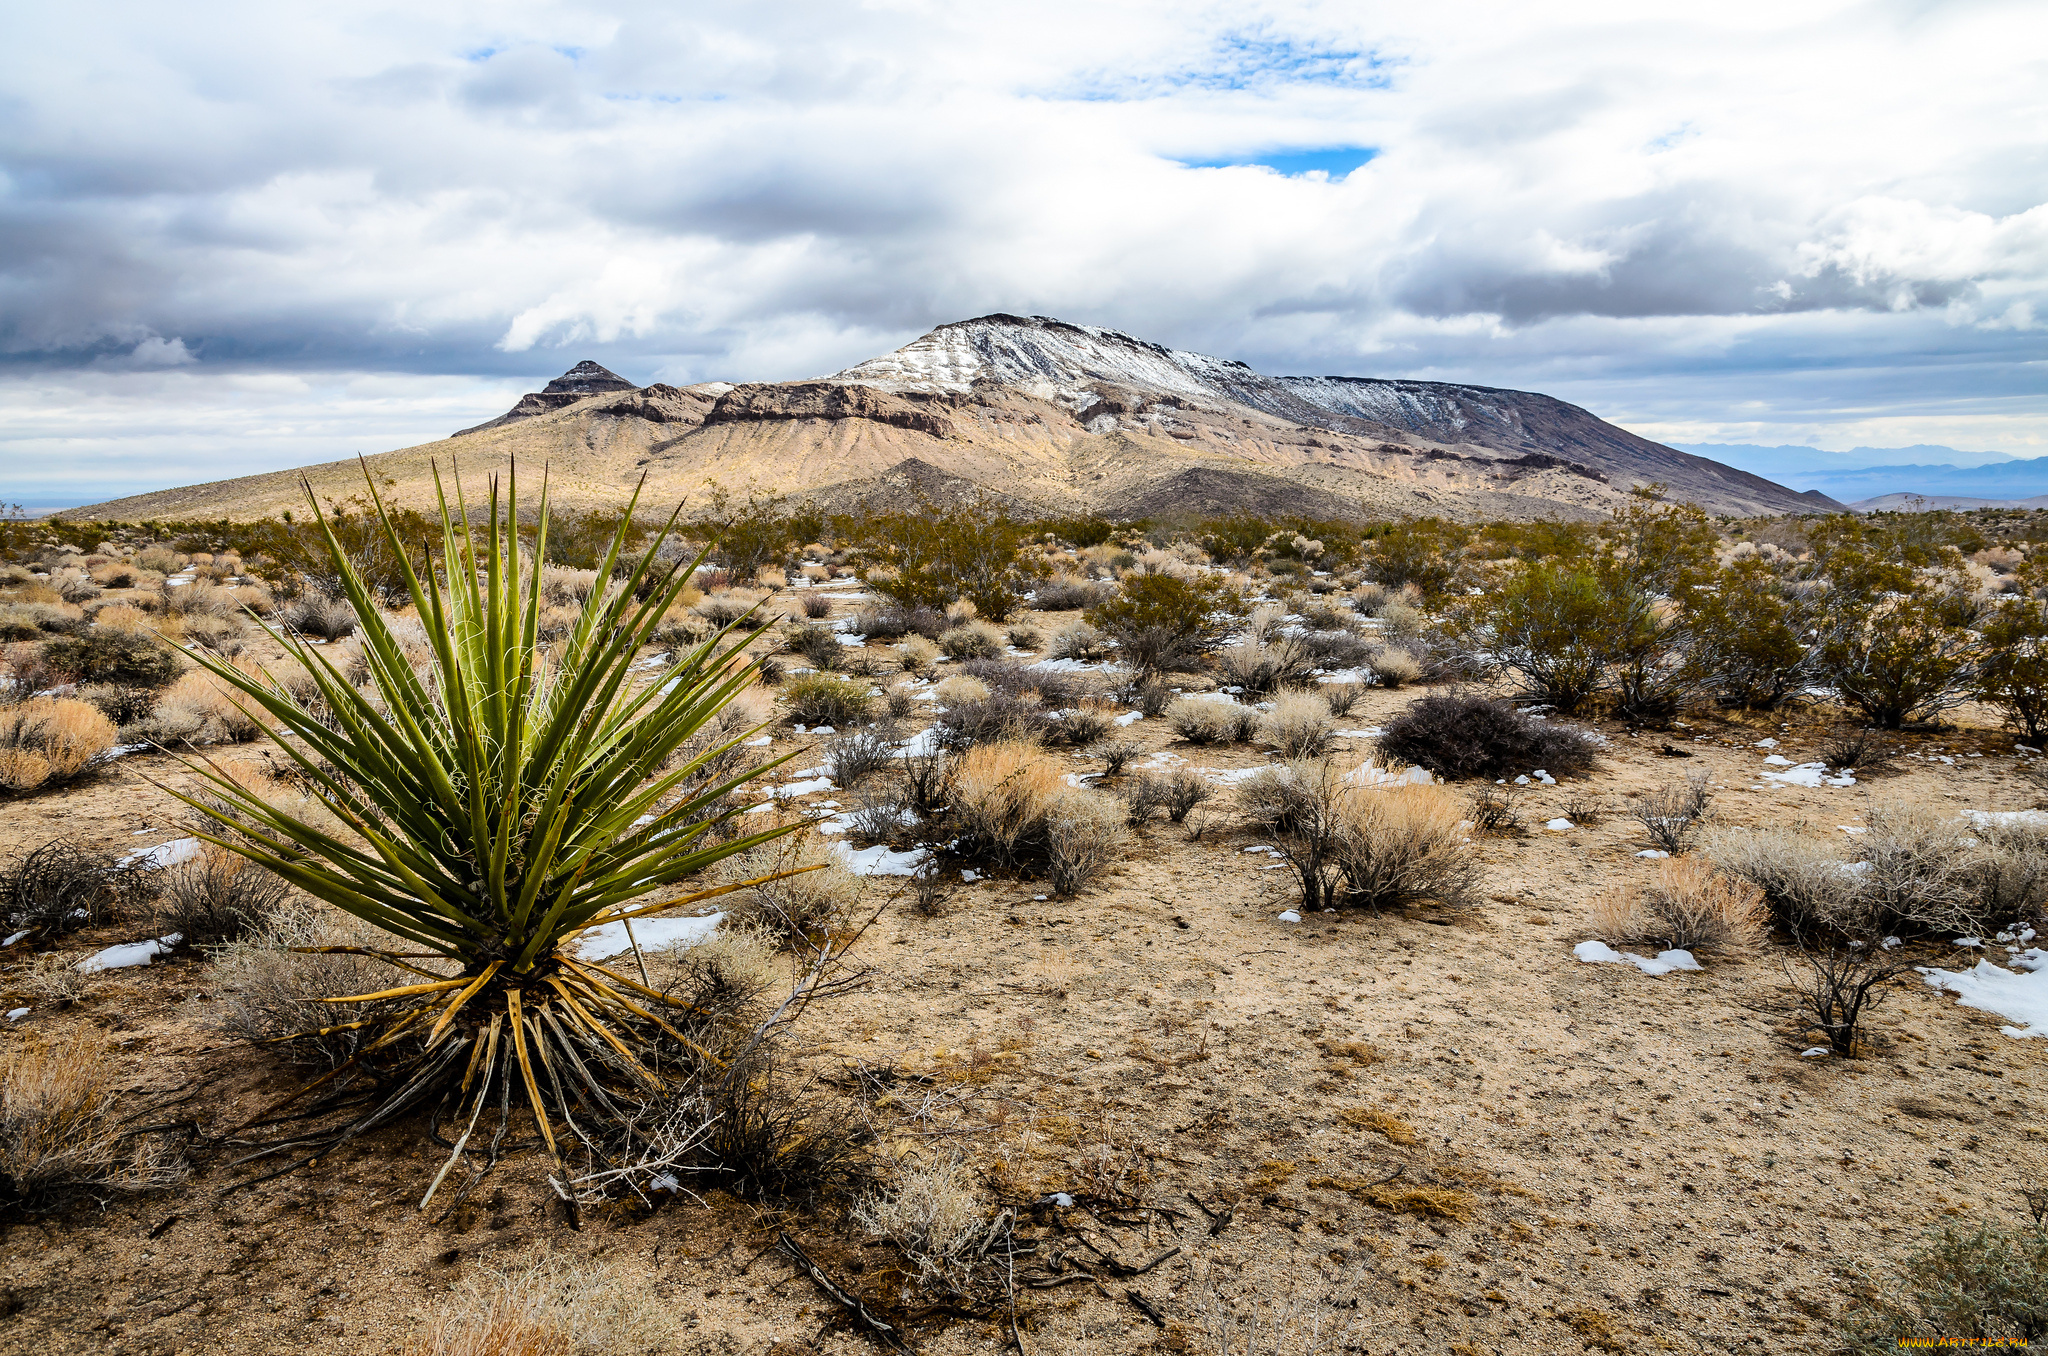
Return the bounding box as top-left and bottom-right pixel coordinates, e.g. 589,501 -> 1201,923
0,697 -> 115,794
0,1031 -> 186,1210
1593,857 -> 1768,955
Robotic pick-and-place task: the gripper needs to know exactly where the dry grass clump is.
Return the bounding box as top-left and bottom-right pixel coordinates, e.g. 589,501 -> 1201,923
1338,1106 -> 1418,1144
938,619 -> 1006,660
213,901 -> 404,1066
88,603 -> 154,633
136,663 -> 275,745
0,602 -> 83,640
180,611 -> 248,655
696,587 -> 769,628
278,591 -> 357,640
1370,646 -> 1423,688
1215,635 -> 1318,694
1706,824 -> 1861,938
1167,696 -> 1258,745
951,742 -> 1062,862
0,1031 -> 186,1210
538,565 -> 601,605
1308,1172 -> 1477,1221
782,671 -> 872,727
406,1252 -> 679,1356
0,698 -> 116,794
933,674 -> 991,706
156,844 -> 293,946
896,634 -> 940,675
851,1154 -> 998,1291
1049,620 -> 1109,660
1260,690 -> 1334,758
161,579 -> 242,619
1,839 -> 154,941
1331,783 -> 1481,913
1032,575 -> 1108,611
1592,857 -> 1768,955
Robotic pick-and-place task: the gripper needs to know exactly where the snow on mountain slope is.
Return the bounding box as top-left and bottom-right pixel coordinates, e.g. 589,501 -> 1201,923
827,313 -> 1254,406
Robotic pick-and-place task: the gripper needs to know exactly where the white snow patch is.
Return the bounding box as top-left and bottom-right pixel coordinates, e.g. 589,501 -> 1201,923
1573,940 -> 1701,976
1921,958 -> 2048,1038
1114,711 -> 1144,726
5,1008 -> 26,1021
1760,763 -> 1855,788
1334,728 -> 1385,739
78,934 -> 182,972
1545,818 -> 1575,832
1344,763 -> 1432,788
1277,910 -> 1302,923
771,777 -> 834,798
575,912 -> 725,961
832,842 -> 929,876
1800,1047 -> 1831,1058
119,838 -> 202,869
1636,850 -> 1669,859
1964,809 -> 2048,830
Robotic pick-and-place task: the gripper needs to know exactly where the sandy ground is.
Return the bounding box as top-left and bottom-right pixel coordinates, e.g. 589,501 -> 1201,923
2,598 -> 2044,1355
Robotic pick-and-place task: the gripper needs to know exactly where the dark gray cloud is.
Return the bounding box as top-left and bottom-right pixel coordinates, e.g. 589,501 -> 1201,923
2,0 -> 2044,505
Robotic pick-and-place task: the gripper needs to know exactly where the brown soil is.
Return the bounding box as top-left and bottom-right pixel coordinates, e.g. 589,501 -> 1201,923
2,603 -> 2042,1355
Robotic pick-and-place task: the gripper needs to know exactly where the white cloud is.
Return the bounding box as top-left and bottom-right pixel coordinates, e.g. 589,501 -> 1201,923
1,0 -> 2044,502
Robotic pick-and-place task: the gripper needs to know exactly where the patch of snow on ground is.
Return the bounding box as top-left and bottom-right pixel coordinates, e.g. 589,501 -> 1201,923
1317,668 -> 1373,685
1761,763 -> 1855,788
1345,764 -> 1432,788
1545,818 -> 1574,831
1964,809 -> 2048,830
78,934 -> 182,972
1277,911 -> 1302,923
1921,958 -> 2048,1037
575,912 -> 724,961
1114,711 -> 1144,726
1334,728 -> 1385,738
832,842 -> 929,876
1573,940 -> 1701,975
119,838 -> 202,869
1200,766 -> 1268,786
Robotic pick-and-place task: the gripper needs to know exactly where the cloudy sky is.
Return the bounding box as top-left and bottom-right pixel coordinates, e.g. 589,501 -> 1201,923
4,0 -> 2046,509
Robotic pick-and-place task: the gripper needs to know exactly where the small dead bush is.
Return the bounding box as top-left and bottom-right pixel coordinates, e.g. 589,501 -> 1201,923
1632,774 -> 1711,853
1091,738 -> 1141,775
852,1154 -> 1001,1292
1782,942 -> 1914,1057
1216,635 -> 1318,695
1005,624 -> 1041,650
1,839 -> 153,940
1045,697 -> 1117,747
720,831 -> 865,948
1330,782 -> 1481,913
856,604 -> 947,641
934,674 -> 991,706
782,621 -> 844,670
1260,690 -> 1334,758
695,588 -> 769,629
1466,784 -> 1523,836
155,846 -> 293,946
1858,800 -> 1979,936
0,698 -> 116,794
0,1031 -> 186,1210
1593,857 -> 1767,954
1322,681 -> 1364,717
1707,825 -> 1864,939
782,672 -> 873,727
134,665 -> 273,745
407,1252 -> 680,1356
1370,646 -> 1423,688
213,902 -> 403,1066
1032,576 -> 1108,611
896,635 -> 940,675
1376,691 -> 1600,781
825,729 -> 895,788
1818,727 -> 1897,777
1049,621 -> 1109,661
936,689 -> 1046,749
279,592 -> 356,639
1045,791 -> 1126,895
797,592 -> 834,620
1133,678 -> 1172,717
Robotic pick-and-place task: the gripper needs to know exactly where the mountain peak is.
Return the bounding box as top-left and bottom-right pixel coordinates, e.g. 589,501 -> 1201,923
541,360 -> 637,397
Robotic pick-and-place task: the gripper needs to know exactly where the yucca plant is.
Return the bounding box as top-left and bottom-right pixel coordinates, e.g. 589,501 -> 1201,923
165,466 -> 807,1204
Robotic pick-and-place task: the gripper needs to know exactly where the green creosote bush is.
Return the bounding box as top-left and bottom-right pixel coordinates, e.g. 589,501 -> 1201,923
852,491 -> 1045,621
782,672 -> 874,727
36,629 -> 182,690
1084,571 -> 1244,676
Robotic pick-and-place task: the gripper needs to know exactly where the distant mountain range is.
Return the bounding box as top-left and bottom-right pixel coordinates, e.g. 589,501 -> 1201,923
59,315 -> 1827,523
1674,442 -> 2048,505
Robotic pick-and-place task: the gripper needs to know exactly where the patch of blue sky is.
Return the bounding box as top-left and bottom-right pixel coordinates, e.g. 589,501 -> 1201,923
1042,28 -> 1398,101
1178,148 -> 1378,178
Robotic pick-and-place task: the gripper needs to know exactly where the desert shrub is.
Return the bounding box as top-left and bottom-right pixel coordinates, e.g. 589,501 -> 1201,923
1376,692 -> 1599,781
278,591 -> 357,640
409,1252 -> 680,1356
901,747 -> 954,821
1362,520 -> 1463,595
1592,857 -> 1767,954
1091,738 -> 1141,775
1158,769 -> 1217,823
37,628 -> 181,689
1817,578 -> 1985,729
1782,942 -> 1914,1057
180,611 -> 248,656
783,621 -> 844,670
1968,818 -> 2048,922
950,742 -> 1061,863
1462,565 -> 1635,713
1045,792 -> 1126,895
1032,576 -> 1109,611
1978,593 -> 2048,740
1329,782 -> 1481,913
1048,621 -> 1109,661
693,1042 -> 867,1205
696,587 -> 770,629
852,1154 -> 997,1292
1216,635 -> 1318,695
1466,784 -> 1522,836
856,604 -> 948,641
1322,681 -> 1363,717
782,672 -> 872,727
881,684 -> 916,723
1706,825 -> 1864,939
1167,697 -> 1243,745
1132,678 -> 1172,717
88,603 -> 153,633
1839,1217 -> 2048,1350
212,902 -> 398,1066
1370,646 -> 1423,689
155,846 -> 293,946
1297,628 -> 1375,670
1,840 -> 153,940
135,665 -> 273,745
1084,572 -> 1244,675
136,546 -> 182,574
720,831 -> 865,947
853,492 -> 1044,620
1817,727 -> 1896,776
938,620 -> 1006,660
937,688 -> 1047,749
0,1032 -> 186,1211
1631,775 -> 1711,853
1856,801 -> 1980,936
1691,558 -> 1818,710
1045,697 -> 1117,747
0,604 -> 83,640
1259,691 -> 1334,758
825,729 -> 895,788
1120,772 -> 1171,825
849,786 -> 910,844
46,570 -> 100,605
796,591 -> 833,620
1004,624 -> 1041,651
0,698 -> 115,794
537,565 -> 601,606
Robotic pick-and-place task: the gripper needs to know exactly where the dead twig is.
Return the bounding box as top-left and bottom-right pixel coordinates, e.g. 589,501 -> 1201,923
777,1232 -> 906,1351
1126,1289 -> 1168,1327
